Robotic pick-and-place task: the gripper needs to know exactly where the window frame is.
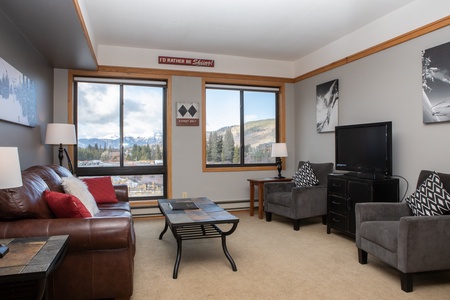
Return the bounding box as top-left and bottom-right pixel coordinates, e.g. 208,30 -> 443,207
73,75 -> 169,200
202,78 -> 286,172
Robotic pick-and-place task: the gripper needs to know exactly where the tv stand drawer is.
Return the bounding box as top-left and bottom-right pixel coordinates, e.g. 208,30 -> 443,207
328,212 -> 347,232
327,174 -> 399,237
328,195 -> 347,213
328,177 -> 346,196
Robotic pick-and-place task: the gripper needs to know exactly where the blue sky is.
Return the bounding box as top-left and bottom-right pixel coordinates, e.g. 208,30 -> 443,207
206,89 -> 276,131
77,83 -> 163,139
77,83 -> 276,138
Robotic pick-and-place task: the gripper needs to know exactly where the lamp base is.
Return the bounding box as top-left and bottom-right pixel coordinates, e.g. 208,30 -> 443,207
0,244 -> 9,258
274,176 -> 285,179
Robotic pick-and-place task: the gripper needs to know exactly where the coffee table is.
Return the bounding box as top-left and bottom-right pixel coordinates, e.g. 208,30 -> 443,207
158,197 -> 239,279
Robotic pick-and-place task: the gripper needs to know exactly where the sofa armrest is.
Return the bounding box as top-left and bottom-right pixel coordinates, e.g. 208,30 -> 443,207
398,215 -> 450,273
114,184 -> 129,202
0,217 -> 132,252
356,202 -> 412,223
264,182 -> 295,194
264,182 -> 296,205
355,202 -> 412,246
291,185 -> 328,216
291,185 -> 327,196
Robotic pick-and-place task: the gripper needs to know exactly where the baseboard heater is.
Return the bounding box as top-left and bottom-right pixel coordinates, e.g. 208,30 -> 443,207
131,199 -> 251,218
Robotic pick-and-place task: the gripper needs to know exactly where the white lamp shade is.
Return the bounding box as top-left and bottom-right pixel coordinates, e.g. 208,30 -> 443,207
271,143 -> 288,157
45,123 -> 77,145
0,147 -> 22,189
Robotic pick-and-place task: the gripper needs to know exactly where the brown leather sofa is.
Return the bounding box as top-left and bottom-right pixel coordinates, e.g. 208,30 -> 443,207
0,165 -> 135,300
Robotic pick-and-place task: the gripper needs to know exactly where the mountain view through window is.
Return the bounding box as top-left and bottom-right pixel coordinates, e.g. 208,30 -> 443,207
75,79 -> 166,198
206,87 -> 278,166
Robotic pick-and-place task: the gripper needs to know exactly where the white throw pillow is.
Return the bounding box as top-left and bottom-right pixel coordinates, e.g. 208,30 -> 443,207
61,177 -> 100,216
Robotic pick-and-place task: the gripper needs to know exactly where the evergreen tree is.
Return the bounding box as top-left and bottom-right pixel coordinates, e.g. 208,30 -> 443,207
233,146 -> 240,163
222,128 -> 235,163
206,132 -> 213,162
216,135 -> 223,162
209,132 -> 219,162
155,144 -> 162,160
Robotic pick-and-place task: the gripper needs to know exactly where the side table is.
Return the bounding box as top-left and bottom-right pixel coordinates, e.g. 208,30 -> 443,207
0,235 -> 69,300
248,177 -> 292,219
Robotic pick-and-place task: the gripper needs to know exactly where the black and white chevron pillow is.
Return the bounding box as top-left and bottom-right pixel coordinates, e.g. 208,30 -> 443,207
293,161 -> 319,187
405,172 -> 450,216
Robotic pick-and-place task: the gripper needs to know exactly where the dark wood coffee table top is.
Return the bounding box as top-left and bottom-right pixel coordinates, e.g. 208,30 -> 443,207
158,197 -> 239,226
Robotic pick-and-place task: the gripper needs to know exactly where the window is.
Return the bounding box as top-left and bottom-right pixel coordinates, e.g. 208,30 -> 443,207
204,83 -> 283,169
74,77 -> 167,199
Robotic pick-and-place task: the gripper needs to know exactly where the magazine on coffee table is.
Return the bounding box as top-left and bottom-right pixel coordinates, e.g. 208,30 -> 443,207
169,202 -> 199,210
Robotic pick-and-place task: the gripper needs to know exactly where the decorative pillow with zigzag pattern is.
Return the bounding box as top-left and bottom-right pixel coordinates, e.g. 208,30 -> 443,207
405,172 -> 450,216
293,161 -> 319,187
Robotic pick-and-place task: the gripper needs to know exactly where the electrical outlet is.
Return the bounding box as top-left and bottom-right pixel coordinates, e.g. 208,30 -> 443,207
182,192 -> 188,198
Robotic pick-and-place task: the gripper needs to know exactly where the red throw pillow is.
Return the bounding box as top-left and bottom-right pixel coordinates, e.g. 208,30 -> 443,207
82,176 -> 119,204
44,190 -> 92,218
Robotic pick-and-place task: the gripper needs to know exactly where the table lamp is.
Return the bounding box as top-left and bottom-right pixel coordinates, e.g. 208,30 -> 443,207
45,123 -> 77,174
271,143 -> 288,178
0,147 -> 23,258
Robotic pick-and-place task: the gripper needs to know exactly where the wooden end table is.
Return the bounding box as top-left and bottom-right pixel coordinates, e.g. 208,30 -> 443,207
0,235 -> 68,300
248,177 -> 293,219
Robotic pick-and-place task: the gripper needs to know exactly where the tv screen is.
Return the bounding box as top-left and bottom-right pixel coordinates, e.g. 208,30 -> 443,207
335,121 -> 392,178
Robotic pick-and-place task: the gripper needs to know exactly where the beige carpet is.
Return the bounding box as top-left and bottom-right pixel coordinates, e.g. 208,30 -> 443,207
131,211 -> 450,300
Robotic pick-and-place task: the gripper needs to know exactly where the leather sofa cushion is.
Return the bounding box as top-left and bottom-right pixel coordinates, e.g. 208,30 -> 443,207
0,171 -> 54,219
360,220 -> 399,252
25,165 -> 65,193
47,164 -> 73,178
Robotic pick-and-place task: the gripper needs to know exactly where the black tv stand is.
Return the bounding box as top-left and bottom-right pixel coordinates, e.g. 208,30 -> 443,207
327,173 -> 399,237
344,172 -> 388,180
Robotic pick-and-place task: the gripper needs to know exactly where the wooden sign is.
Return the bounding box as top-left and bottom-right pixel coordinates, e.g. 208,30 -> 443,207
158,56 -> 214,67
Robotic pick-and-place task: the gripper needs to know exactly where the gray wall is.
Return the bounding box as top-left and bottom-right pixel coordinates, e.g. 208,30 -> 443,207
0,10 -> 54,169
294,25 -> 450,199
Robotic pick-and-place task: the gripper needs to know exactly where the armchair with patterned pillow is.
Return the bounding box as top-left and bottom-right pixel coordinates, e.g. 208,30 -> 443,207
264,161 -> 334,230
356,170 -> 450,292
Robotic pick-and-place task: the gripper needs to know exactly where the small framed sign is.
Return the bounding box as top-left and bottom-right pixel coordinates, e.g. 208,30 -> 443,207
176,102 -> 199,126
159,56 -> 214,67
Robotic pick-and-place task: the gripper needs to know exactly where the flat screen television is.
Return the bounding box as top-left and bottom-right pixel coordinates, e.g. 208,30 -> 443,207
335,121 -> 392,178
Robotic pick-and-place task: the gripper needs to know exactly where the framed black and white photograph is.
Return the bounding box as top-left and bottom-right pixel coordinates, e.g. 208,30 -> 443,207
0,58 -> 36,127
316,79 -> 339,133
422,41 -> 450,124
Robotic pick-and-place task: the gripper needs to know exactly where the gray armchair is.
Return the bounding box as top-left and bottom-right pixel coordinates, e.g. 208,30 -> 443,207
264,161 -> 333,230
356,170 -> 450,292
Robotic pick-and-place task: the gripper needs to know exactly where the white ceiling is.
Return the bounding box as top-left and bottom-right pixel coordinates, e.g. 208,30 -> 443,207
80,0 -> 417,62
0,0 -> 419,70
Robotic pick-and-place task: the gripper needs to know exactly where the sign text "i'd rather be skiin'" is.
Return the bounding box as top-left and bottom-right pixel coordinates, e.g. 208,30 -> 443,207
158,56 -> 215,67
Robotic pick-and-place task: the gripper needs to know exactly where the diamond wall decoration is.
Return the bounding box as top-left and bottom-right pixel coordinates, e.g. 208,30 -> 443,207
176,102 -> 199,126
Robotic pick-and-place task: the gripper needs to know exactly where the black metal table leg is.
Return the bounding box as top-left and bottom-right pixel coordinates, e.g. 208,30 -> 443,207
221,234 -> 237,271
159,220 -> 168,240
220,223 -> 238,271
173,236 -> 183,279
